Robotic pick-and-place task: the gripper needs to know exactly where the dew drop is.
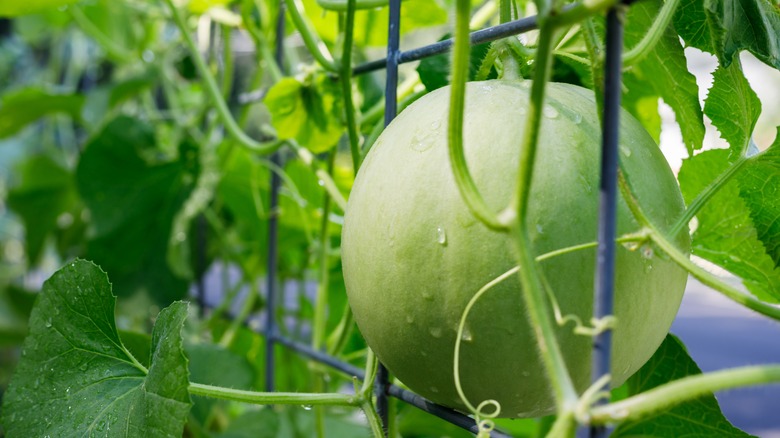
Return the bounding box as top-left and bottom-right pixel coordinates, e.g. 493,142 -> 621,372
620,145 -> 632,157
317,179 -> 325,187
436,227 -> 447,245
429,386 -> 440,393
301,405 -> 313,411
535,224 -> 544,234
45,319 -> 52,328
429,327 -> 443,338
622,241 -> 640,251
543,105 -> 559,119
521,371 -> 530,377
640,244 -> 653,259
405,314 -> 415,324
573,113 -> 583,124
431,120 -> 441,130
461,327 -> 473,342
729,254 -> 742,263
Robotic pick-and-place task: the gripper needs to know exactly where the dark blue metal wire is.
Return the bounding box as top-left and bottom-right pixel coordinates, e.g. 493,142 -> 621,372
374,0 -> 402,433
264,0 -> 287,394
590,7 -> 624,438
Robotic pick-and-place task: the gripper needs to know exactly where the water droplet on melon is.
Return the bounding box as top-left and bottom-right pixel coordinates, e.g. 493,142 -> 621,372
436,227 -> 447,245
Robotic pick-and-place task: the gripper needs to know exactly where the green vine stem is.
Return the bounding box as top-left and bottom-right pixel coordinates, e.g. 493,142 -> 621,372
359,350 -> 385,437
622,0 -> 680,66
163,0 -> 281,154
326,301 -> 355,355
668,155 -> 748,238
189,383 -> 360,406
509,19 -> 579,410
340,0 -> 363,173
240,2 -> 284,82
220,24 -> 235,100
588,365 -> 780,424
448,0 -> 510,232
312,150 -> 337,350
290,141 -> 348,210
284,0 -> 339,72
219,280 -> 260,347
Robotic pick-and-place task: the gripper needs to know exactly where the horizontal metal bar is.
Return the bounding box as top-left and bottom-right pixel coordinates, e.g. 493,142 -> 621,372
270,333 -> 510,437
272,333 -> 365,378
353,14 -> 539,75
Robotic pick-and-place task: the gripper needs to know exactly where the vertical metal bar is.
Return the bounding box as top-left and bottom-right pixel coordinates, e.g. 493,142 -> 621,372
375,0 -> 401,433
265,0 -> 286,394
590,7 -> 624,438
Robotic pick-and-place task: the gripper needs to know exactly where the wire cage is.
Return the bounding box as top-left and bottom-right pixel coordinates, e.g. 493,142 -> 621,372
215,1 -> 628,437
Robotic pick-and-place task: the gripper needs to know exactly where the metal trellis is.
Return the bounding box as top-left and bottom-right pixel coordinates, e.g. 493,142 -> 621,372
254,2 -> 627,437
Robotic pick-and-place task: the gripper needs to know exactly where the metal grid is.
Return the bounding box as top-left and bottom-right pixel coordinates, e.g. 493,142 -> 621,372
239,1 -> 627,436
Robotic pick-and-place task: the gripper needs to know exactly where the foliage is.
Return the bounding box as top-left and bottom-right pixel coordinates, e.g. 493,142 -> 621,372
0,0 -> 778,436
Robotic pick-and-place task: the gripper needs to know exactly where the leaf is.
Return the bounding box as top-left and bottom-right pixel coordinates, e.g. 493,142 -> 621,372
0,286 -> 33,346
76,116 -> 196,304
264,75 -> 344,153
6,155 -> 79,265
674,0 -> 780,70
737,135 -> 780,267
625,0 -> 704,155
0,0 -> 80,17
703,60 -> 762,154
613,335 -> 752,437
678,149 -> 780,302
417,34 -> 493,92
0,88 -> 84,138
0,259 -> 192,437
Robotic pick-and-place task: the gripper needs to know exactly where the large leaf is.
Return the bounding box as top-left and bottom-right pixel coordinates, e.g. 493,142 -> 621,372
703,60 -> 762,155
613,335 -> 752,437
76,116 -> 196,304
737,135 -> 780,267
678,149 -> 780,302
265,75 -> 344,153
6,155 -> 79,265
625,0 -> 704,154
0,260 -> 192,437
0,0 -> 80,17
674,0 -> 780,70
0,88 -> 84,139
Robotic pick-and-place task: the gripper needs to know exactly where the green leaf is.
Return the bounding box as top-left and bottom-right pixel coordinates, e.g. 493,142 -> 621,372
265,75 -> 344,153
6,155 -> 79,265
737,136 -> 780,267
613,335 -> 752,437
417,34 -> 493,92
0,286 -> 34,346
76,116 -> 196,304
0,259 -> 192,437
678,149 -> 780,302
0,88 -> 84,138
0,0 -> 80,17
674,0 -> 780,70
625,0 -> 704,154
703,60 -> 762,154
